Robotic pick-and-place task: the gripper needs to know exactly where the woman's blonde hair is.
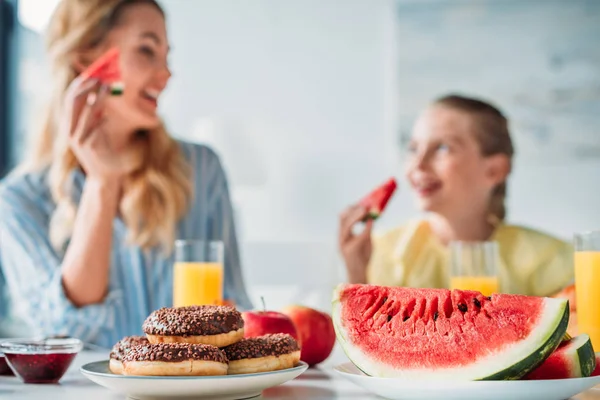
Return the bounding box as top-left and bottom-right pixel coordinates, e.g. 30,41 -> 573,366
22,0 -> 192,253
434,94 -> 515,223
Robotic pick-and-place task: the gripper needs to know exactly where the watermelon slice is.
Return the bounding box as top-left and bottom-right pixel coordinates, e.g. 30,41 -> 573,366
524,334 -> 595,380
332,284 -> 569,380
358,177 -> 397,220
80,47 -> 124,95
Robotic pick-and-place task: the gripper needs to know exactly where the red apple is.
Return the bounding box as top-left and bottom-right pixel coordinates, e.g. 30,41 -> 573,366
241,310 -> 298,340
282,305 -> 335,366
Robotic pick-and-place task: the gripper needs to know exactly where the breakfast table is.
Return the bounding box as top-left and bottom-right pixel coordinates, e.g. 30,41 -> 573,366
1,344 -> 600,400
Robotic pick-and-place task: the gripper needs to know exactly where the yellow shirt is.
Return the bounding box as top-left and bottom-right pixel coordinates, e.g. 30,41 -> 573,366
367,219 -> 574,297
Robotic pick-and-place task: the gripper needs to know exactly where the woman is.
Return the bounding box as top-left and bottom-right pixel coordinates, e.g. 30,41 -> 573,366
0,0 -> 252,347
339,94 -> 573,297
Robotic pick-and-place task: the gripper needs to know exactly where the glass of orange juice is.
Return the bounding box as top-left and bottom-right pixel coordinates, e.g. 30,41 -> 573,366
575,230 -> 600,350
449,241 -> 499,296
173,240 -> 224,307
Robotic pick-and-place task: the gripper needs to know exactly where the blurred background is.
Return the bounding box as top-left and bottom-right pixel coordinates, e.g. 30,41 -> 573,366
1,0 -> 599,311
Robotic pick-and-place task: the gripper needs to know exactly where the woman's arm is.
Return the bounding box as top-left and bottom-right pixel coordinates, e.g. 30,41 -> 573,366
0,184 -> 123,341
61,178 -> 120,306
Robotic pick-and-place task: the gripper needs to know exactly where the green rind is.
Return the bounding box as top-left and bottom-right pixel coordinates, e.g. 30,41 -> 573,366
481,302 -> 569,380
577,336 -> 596,377
332,285 -> 569,381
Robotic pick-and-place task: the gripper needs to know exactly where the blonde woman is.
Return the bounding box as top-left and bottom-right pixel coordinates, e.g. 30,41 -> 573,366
0,0 -> 252,347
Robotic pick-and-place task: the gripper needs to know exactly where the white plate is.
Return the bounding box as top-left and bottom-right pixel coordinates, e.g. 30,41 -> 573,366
80,360 -> 308,400
334,362 -> 600,400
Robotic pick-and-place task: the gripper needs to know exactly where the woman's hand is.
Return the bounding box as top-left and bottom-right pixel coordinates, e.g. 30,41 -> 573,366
339,205 -> 373,284
62,77 -> 133,185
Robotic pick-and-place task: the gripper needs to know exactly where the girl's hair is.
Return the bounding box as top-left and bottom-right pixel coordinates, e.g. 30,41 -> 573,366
434,94 -> 515,222
21,0 -> 192,253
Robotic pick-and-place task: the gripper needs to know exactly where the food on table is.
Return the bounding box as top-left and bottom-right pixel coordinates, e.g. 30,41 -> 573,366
358,177 -> 397,220
0,338 -> 82,384
241,309 -> 298,340
142,305 -> 244,348
106,304 -> 306,377
80,47 -> 124,95
282,305 -> 336,366
524,334 -> 595,380
121,343 -> 228,376
109,335 -> 149,375
332,284 -> 568,380
222,334 -> 300,375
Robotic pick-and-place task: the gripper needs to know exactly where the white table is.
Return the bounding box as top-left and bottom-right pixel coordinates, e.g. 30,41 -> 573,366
2,346 -> 600,400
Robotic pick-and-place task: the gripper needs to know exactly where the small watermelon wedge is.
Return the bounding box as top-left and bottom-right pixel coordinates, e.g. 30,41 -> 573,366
359,177 -> 397,220
524,334 -> 595,380
80,47 -> 124,95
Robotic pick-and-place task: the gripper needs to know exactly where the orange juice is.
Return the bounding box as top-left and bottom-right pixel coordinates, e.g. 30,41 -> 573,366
575,251 -> 600,350
449,276 -> 499,296
173,262 -> 223,307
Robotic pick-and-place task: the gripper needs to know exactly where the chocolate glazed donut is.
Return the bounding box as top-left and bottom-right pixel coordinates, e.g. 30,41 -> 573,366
121,343 -> 229,376
109,336 -> 149,374
223,334 -> 301,375
142,306 -> 245,347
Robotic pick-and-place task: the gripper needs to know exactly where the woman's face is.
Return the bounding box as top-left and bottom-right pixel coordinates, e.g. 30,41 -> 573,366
404,105 -> 506,218
87,3 -> 171,133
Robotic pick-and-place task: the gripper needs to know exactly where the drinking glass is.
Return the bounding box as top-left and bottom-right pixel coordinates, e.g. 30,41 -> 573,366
574,231 -> 600,350
172,240 -> 224,307
449,241 -> 499,296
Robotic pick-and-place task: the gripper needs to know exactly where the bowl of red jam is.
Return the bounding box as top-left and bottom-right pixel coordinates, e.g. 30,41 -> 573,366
0,338 -> 82,383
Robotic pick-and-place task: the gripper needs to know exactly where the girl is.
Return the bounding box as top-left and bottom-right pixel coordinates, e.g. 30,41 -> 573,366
339,94 -> 573,297
0,0 -> 252,347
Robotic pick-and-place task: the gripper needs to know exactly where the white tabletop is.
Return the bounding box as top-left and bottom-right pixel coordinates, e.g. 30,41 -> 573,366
2,345 -> 600,400
0,345 -> 374,399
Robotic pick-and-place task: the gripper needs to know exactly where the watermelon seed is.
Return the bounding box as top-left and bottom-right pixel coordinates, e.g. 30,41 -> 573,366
486,296 -> 492,301
382,296 -> 388,304
403,316 -> 409,322
433,311 -> 439,321
473,298 -> 481,308
457,303 -> 467,313
387,314 -> 392,322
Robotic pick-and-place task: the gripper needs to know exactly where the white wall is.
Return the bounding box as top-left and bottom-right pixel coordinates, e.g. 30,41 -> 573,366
160,0 -> 401,309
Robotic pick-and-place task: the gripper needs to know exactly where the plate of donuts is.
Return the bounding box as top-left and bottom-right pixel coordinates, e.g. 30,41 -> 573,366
80,305 -> 308,400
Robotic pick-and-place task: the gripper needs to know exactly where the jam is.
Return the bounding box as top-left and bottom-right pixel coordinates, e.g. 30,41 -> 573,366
3,352 -> 77,383
0,354 -> 14,376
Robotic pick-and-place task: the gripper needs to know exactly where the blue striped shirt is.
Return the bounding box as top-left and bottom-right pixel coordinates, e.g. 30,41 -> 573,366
0,141 -> 253,348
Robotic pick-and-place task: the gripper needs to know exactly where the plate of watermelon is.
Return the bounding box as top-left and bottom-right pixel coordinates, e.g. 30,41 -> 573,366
332,284 -> 600,400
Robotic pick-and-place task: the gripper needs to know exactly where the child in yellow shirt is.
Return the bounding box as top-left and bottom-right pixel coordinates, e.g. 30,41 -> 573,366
338,94 -> 573,297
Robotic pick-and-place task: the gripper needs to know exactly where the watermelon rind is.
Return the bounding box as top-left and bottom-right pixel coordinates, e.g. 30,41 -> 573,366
110,82 -> 124,96
526,334 -> 595,379
332,284 -> 569,381
568,334 -> 595,378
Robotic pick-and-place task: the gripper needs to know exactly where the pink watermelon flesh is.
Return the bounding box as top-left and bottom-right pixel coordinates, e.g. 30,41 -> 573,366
333,284 -> 568,380
524,334 -> 595,380
591,354 -> 600,376
359,178 -> 397,219
81,48 -> 124,95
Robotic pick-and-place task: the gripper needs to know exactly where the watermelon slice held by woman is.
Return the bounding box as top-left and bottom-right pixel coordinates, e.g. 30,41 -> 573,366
80,47 -> 124,95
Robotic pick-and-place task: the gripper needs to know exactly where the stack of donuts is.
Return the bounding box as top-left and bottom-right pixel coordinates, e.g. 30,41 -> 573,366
108,305 -> 301,376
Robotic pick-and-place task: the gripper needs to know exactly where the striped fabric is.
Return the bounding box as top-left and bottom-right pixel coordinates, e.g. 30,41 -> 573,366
0,141 -> 253,348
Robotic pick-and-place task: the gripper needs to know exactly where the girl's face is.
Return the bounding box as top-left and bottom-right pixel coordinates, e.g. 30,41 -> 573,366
404,105 -> 508,218
80,3 -> 171,133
